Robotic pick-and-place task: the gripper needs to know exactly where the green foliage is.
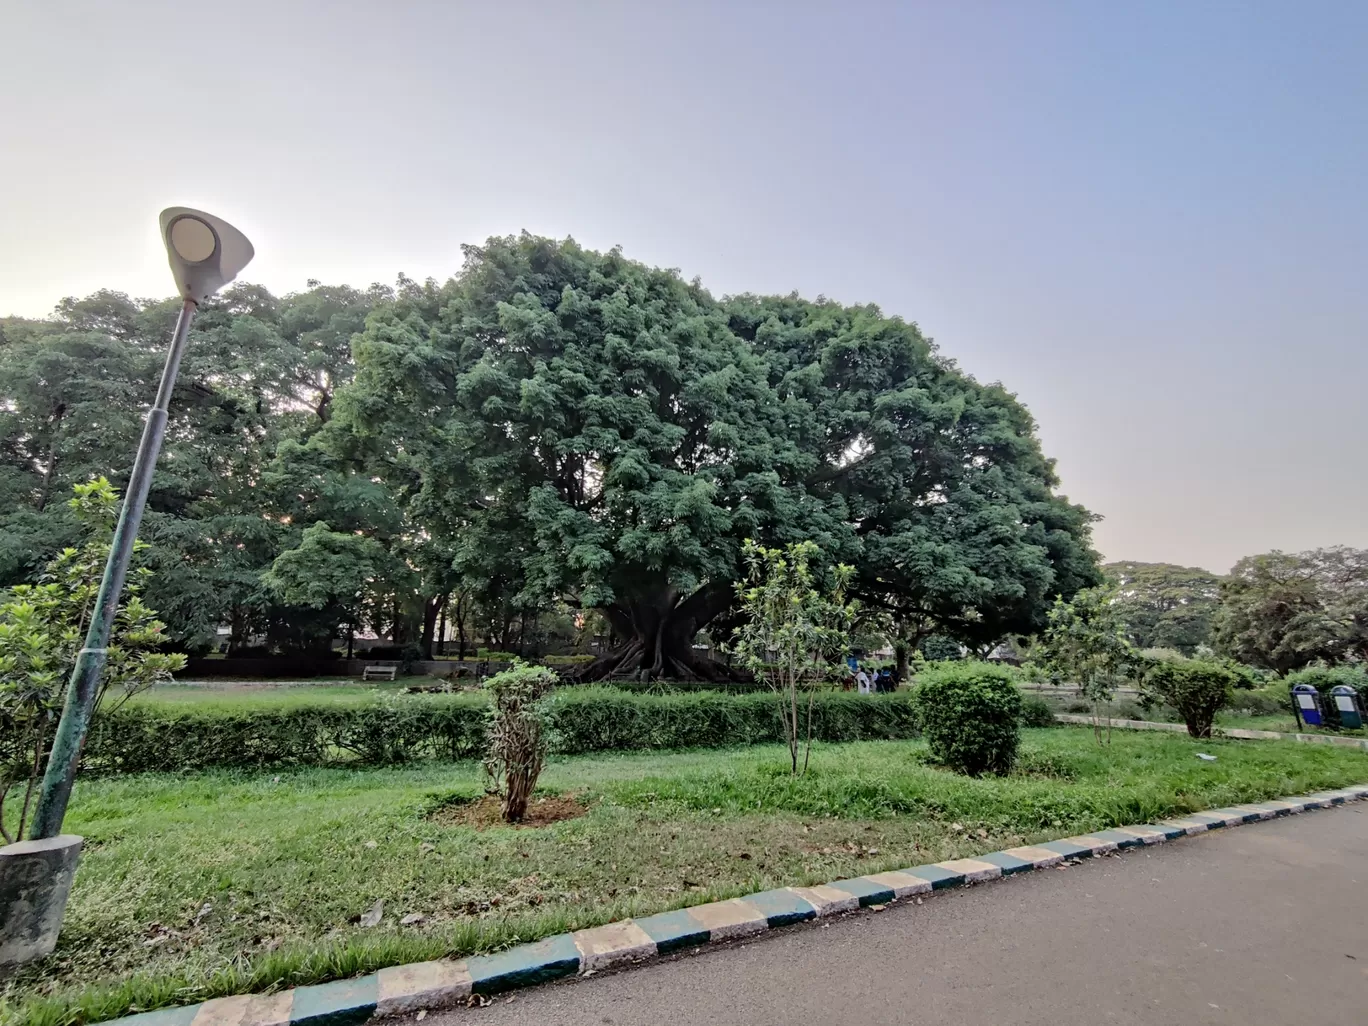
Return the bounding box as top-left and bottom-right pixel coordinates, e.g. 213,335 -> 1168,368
1039,584 -> 1134,742
1141,660 -> 1236,739
0,284 -> 384,653
732,540 -> 855,774
1212,548 -> 1368,675
72,690 -> 922,773
913,662 -> 1022,775
0,480 -> 185,842
1226,687 -> 1290,718
262,522 -> 400,629
919,635 -> 964,662
539,654 -> 594,667
336,235 -> 1098,682
1018,693 -> 1058,728
3,253 -> 1099,680
482,664 -> 557,821
77,698 -> 487,772
1105,561 -> 1220,654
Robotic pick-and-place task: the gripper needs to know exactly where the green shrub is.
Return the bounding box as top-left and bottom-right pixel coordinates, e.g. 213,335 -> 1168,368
1284,666 -> 1368,729
1018,693 -> 1058,727
1224,661 -> 1269,690
1142,660 -> 1236,738
914,662 -> 1022,776
1228,687 -> 1290,717
76,690 -> 922,773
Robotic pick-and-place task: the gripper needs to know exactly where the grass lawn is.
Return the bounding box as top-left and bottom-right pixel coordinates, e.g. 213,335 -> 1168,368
126,677 -> 458,711
4,727 -> 1366,1025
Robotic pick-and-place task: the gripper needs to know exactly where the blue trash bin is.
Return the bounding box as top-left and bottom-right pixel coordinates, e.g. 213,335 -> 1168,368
1330,685 -> 1364,730
1291,683 -> 1324,728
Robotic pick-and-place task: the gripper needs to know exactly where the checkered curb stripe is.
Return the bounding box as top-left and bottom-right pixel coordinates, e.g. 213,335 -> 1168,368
114,784 -> 1368,1026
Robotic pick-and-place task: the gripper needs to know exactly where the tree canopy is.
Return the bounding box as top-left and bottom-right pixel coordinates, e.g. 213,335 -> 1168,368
1,235 -> 1103,674
1212,547 -> 1368,675
336,234 -> 1101,678
1104,561 -> 1221,654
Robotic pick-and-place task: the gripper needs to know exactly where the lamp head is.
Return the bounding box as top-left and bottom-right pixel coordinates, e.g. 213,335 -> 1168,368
159,207 -> 254,303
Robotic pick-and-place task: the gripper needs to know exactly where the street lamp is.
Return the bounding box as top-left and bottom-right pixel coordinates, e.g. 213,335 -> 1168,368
29,208 -> 254,839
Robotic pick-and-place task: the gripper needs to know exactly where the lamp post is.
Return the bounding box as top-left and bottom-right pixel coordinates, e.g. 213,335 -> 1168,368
28,208 -> 254,839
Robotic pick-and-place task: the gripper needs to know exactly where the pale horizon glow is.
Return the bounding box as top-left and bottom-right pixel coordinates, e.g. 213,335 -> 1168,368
2,1 -> 1365,575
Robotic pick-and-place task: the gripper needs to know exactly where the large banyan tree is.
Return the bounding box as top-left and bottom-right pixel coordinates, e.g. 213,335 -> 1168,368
336,234 -> 1099,680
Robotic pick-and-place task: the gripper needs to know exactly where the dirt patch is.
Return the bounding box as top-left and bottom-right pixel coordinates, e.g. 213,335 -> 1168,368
432,793 -> 589,829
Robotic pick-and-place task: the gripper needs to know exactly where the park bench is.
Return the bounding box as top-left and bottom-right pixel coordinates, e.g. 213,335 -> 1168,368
362,663 -> 399,681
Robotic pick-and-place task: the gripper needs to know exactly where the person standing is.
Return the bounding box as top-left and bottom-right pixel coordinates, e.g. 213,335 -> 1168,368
856,667 -> 872,694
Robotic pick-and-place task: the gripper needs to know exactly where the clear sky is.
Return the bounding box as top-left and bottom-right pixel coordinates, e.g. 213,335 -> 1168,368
3,1 -> 1365,573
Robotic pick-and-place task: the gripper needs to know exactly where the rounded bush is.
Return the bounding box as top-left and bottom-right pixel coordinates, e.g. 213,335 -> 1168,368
914,662 -> 1022,776
1141,660 -> 1235,738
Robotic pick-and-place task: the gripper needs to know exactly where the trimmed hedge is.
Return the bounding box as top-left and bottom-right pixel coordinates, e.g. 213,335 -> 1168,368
78,689 -> 920,774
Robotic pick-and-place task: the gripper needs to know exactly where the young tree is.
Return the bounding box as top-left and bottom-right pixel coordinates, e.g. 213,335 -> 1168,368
483,663 -> 558,822
1040,585 -> 1134,743
731,540 -> 855,775
0,480 -> 185,842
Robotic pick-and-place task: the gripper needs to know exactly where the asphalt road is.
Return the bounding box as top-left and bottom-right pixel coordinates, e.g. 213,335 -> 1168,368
422,804 -> 1368,1026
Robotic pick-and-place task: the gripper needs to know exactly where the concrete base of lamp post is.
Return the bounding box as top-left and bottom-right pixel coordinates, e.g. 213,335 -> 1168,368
0,834 -> 83,966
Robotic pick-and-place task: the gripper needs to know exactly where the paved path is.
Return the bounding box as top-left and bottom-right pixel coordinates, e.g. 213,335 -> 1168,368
422,804 -> 1368,1025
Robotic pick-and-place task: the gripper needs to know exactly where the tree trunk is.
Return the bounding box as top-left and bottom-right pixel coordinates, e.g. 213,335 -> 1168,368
34,405 -> 65,512
575,582 -> 748,683
420,594 -> 445,660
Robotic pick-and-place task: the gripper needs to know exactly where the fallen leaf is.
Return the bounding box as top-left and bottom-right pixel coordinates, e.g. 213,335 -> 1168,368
401,912 -> 426,926
415,1011 -> 428,1022
364,840 -> 378,849
360,899 -> 384,928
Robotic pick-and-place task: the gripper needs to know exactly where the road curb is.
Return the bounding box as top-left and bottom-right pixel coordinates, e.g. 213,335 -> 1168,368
107,782 -> 1368,1025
